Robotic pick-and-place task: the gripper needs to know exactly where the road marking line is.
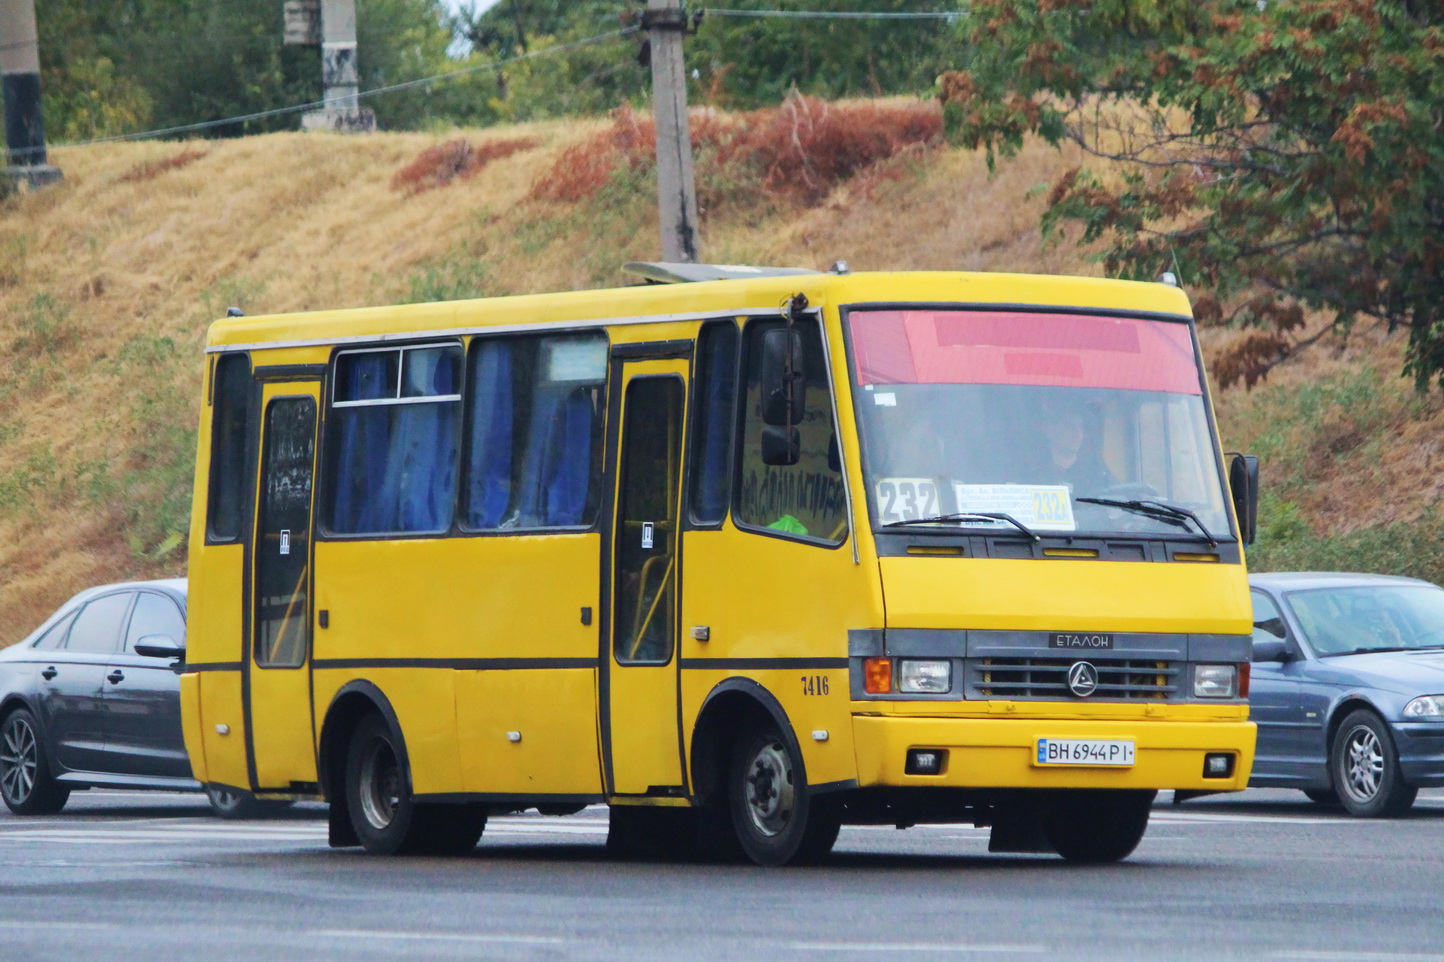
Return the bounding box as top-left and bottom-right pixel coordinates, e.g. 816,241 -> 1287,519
1151,813 -> 1361,825
790,943 -> 1044,954
1276,952 -> 1444,961
314,930 -> 566,944
0,921 -> 113,930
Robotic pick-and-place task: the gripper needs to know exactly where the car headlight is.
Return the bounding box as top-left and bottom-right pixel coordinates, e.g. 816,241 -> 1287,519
1194,664 -> 1238,698
898,659 -> 952,694
1402,695 -> 1444,719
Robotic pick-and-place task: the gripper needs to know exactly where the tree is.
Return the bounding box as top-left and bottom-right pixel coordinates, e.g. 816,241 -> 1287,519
939,0 -> 1444,389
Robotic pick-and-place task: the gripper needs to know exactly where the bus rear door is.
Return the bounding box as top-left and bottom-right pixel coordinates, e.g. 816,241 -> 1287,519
247,382 -> 320,791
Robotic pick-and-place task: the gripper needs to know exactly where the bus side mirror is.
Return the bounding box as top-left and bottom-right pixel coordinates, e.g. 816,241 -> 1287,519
761,426 -> 800,466
761,328 -> 805,427
1228,453 -> 1259,546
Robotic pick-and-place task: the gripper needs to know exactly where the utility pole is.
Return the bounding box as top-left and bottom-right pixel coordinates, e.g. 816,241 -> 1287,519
0,0 -> 61,188
645,0 -> 700,263
287,0 -> 375,132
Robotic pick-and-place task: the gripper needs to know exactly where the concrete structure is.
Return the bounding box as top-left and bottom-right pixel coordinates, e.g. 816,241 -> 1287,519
1,0 -> 61,187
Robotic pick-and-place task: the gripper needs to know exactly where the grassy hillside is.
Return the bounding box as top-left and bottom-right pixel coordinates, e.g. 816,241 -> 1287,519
2,97 -> 1440,638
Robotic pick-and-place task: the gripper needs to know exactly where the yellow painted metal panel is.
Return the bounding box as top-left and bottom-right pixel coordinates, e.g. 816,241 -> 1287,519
852,715 -> 1255,791
311,668 -> 462,795
456,669 -> 602,795
197,671 -> 247,788
313,535 -> 600,663
178,673 -> 206,781
878,556 -> 1252,634
679,529 -> 881,790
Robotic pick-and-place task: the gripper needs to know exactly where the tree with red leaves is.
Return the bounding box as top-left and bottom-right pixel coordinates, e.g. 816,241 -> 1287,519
939,0 -> 1444,389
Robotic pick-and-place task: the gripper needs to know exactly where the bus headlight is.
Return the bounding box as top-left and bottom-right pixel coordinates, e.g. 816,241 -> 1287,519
1403,695 -> 1444,719
898,659 -> 951,694
1194,664 -> 1238,698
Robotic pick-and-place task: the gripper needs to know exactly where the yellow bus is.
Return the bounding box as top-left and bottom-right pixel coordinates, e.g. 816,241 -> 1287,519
181,264 -> 1258,865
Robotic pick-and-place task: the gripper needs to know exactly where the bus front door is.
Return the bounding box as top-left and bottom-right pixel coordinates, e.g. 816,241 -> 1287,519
604,362 -> 687,795
246,384 -> 320,792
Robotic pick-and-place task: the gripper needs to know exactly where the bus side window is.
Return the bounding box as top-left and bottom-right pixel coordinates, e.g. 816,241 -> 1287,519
463,332 -> 608,531
326,344 -> 463,536
207,352 -> 252,543
688,320 -> 739,526
735,317 -> 845,544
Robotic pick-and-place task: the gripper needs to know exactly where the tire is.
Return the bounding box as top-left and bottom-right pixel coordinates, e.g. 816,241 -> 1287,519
344,714 -> 485,855
1302,788 -> 1341,807
0,708 -> 70,815
1330,710 -> 1417,818
727,723 -> 840,867
205,784 -> 290,820
1041,789 -> 1155,864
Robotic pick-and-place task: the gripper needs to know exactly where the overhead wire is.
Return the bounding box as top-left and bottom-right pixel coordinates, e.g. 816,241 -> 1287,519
699,7 -> 963,20
35,8 -> 966,156
41,25 -> 640,155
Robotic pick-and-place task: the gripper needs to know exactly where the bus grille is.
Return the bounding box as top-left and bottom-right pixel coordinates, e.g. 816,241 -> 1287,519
967,657 -> 1177,700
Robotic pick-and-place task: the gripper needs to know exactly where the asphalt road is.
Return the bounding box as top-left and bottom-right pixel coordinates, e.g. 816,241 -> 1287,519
2,788 -> 1441,962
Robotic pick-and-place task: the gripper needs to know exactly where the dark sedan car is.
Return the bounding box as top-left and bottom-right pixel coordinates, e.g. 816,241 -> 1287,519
0,579 -> 265,817
1249,572 -> 1444,816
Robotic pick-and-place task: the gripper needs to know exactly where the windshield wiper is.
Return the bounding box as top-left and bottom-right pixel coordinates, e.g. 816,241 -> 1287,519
883,512 -> 1041,543
1077,497 -> 1219,548
1323,645 -> 1444,657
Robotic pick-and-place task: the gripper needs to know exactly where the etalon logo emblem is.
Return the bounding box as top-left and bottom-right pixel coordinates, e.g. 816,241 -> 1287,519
1067,661 -> 1099,697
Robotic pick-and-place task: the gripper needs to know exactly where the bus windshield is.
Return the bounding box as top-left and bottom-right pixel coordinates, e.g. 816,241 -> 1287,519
847,308 -> 1231,541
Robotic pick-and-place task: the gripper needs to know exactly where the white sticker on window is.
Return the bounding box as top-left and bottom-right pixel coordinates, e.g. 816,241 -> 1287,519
952,483 -> 1076,531
546,338 -> 608,383
873,392 -> 897,407
641,521 -> 654,549
279,529 -> 292,555
875,478 -> 939,525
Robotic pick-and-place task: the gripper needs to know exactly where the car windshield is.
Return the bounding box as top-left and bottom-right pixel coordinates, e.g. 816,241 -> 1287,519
847,308 -> 1231,539
1286,584 -> 1444,656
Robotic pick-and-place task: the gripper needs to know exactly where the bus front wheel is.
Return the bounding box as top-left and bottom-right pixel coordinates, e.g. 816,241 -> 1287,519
1041,789 -> 1155,864
344,714 -> 485,855
728,723 -> 839,866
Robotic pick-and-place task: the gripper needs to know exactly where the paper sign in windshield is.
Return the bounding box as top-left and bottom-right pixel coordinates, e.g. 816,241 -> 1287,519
875,478 -> 940,524
952,483 -> 1076,531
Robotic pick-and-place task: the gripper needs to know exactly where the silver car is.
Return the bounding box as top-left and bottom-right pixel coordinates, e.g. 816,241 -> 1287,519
1249,572 -> 1444,816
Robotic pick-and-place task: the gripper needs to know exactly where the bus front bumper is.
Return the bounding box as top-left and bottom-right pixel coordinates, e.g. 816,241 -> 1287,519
851,715 -> 1256,792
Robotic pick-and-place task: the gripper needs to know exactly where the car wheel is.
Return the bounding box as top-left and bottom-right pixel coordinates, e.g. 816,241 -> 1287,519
1041,789 -> 1155,863
0,708 -> 70,815
205,784 -> 290,820
727,723 -> 840,867
344,714 -> 485,855
1302,788 -> 1340,807
1330,709 -> 1417,818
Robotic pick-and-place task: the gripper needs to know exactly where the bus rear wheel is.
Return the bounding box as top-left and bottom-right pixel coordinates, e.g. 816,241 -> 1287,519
1041,789 -> 1155,864
345,714 -> 485,855
728,723 -> 840,867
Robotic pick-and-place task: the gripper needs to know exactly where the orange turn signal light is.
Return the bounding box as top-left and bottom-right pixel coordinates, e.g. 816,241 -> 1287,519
864,657 -> 893,694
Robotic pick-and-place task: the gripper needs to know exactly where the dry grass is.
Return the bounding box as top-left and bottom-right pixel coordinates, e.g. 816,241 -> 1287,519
1,98 -> 1439,637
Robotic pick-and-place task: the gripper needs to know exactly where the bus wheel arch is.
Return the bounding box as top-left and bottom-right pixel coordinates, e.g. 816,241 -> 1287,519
690,679 -> 839,865
690,679 -> 797,807
318,682 -> 409,849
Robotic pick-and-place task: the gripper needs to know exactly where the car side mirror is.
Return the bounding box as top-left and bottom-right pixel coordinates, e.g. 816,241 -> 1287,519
761,425 -> 800,466
134,634 -> 185,660
1251,638 -> 1289,663
1228,453 -> 1259,546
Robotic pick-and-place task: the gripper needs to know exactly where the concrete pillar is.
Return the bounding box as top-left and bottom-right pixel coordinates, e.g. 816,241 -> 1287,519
646,0 -> 700,263
301,0 -> 374,132
1,0 -> 61,186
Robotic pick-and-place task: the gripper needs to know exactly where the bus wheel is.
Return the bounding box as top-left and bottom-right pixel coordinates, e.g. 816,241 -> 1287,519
1041,789 -> 1155,864
728,723 -> 839,866
345,714 -> 484,855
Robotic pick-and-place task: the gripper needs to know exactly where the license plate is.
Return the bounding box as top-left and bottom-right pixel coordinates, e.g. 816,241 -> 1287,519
1035,738 -> 1135,767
